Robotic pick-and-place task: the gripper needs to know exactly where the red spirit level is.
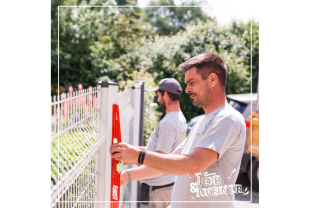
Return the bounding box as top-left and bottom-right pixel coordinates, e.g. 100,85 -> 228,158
111,104 -> 122,208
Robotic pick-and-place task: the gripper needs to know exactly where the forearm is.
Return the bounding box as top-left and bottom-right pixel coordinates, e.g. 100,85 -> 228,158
110,143 -> 218,178
121,165 -> 165,186
143,152 -> 198,177
129,165 -> 164,181
136,146 -> 146,151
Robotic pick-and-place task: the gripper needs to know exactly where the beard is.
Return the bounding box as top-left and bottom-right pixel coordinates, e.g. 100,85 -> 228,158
191,85 -> 213,108
159,100 -> 167,112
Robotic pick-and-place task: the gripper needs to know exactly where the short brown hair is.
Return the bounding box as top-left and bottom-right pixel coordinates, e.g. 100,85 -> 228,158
178,53 -> 227,87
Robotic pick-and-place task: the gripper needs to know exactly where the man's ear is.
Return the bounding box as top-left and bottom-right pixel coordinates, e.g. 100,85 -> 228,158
209,73 -> 218,87
164,91 -> 169,100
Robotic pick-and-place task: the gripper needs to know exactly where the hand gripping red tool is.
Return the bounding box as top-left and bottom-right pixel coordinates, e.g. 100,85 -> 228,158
111,104 -> 122,208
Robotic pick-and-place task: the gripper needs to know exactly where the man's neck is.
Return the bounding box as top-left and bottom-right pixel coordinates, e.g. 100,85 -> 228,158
203,94 -> 226,116
165,101 -> 181,114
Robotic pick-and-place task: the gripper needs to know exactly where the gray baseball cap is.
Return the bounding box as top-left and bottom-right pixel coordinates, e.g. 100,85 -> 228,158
149,78 -> 182,95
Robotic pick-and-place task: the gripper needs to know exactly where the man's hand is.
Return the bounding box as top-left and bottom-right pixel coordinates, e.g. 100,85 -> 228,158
120,171 -> 128,187
110,142 -> 140,164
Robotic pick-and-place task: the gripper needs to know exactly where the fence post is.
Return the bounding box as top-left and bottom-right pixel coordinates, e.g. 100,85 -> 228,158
129,81 -> 145,207
95,81 -> 119,208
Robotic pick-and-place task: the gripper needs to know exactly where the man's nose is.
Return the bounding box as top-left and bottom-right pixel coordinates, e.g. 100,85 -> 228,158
185,85 -> 191,93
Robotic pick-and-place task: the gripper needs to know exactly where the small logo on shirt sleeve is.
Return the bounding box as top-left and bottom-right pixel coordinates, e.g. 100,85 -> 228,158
196,133 -> 204,137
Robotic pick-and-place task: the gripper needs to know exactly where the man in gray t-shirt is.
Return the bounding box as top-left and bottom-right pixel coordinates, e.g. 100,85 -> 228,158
140,110 -> 187,187
171,104 -> 245,208
111,53 -> 246,208
119,78 -> 187,208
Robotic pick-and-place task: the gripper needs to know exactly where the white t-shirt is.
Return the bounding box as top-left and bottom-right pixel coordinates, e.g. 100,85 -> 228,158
171,105 -> 246,208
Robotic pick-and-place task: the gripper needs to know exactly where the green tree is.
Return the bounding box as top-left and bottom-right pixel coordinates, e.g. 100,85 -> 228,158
51,0 -> 258,143
51,0 -> 119,95
51,0 -> 154,95
143,0 -> 214,36
51,0 -> 157,142
101,21 -> 251,122
230,20 -> 259,92
51,0 -> 65,94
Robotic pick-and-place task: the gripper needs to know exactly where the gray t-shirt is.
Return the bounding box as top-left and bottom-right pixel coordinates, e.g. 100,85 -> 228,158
171,105 -> 246,208
140,111 -> 187,186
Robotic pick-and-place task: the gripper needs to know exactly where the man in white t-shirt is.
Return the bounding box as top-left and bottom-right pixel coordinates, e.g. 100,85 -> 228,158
111,53 -> 246,208
120,78 -> 187,208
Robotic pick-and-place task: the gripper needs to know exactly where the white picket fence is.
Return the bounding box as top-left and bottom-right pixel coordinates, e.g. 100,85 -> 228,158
51,81 -> 144,208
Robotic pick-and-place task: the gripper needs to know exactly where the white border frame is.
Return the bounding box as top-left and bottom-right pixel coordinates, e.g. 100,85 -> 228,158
57,4 -> 255,204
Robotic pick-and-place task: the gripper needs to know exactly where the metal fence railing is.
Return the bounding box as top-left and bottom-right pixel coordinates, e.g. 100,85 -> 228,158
51,81 -> 144,208
51,86 -> 107,207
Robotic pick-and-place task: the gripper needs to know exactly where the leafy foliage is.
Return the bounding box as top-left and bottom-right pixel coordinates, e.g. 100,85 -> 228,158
230,20 -> 259,92
51,0 -> 259,143
143,0 -> 214,36
51,0 -> 154,95
103,21 -> 250,121
51,132 -> 96,185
